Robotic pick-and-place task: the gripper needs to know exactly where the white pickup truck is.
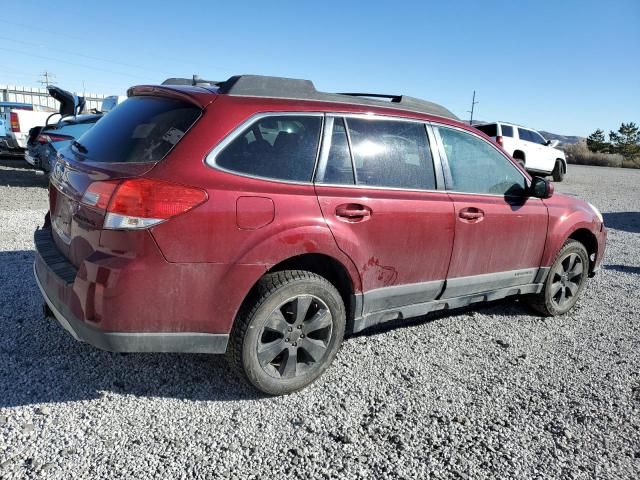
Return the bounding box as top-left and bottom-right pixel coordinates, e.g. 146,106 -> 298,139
474,121 -> 567,182
0,102 -> 57,153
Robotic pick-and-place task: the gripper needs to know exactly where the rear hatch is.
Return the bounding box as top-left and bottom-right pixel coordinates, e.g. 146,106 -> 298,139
49,91 -> 206,268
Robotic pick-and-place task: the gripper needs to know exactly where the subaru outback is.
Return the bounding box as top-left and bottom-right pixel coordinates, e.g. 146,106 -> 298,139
34,75 -> 607,395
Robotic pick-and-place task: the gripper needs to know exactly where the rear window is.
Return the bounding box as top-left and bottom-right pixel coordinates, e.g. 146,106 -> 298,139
72,96 -> 200,163
475,124 -> 497,137
501,125 -> 514,137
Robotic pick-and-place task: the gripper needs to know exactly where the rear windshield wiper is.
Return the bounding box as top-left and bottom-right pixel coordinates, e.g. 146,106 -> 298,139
72,140 -> 88,154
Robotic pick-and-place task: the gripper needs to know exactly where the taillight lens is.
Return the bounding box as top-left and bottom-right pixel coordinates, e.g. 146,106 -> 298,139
37,134 -> 70,144
496,136 -> 504,146
10,112 -> 20,132
81,178 -> 208,230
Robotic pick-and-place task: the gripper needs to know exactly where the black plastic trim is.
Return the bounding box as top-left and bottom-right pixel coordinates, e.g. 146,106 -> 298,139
34,228 -> 77,284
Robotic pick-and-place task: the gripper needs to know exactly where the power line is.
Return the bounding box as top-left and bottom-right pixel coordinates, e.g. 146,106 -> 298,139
0,35 -> 175,77
0,19 -> 223,77
0,46 -> 151,81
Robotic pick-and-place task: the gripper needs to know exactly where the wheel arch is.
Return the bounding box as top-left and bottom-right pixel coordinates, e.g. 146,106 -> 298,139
267,253 -> 356,319
513,150 -> 526,160
567,228 -> 598,273
556,158 -> 567,173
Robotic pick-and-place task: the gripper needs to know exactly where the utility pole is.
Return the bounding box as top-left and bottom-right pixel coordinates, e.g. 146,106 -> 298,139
468,90 -> 478,125
38,71 -> 56,87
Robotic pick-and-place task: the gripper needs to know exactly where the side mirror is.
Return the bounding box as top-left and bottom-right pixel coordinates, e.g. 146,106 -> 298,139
530,176 -> 554,199
546,139 -> 559,148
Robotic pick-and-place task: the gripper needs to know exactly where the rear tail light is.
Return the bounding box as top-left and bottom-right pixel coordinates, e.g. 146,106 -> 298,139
37,133 -> 70,144
10,112 -> 20,132
81,178 -> 208,230
495,136 -> 504,147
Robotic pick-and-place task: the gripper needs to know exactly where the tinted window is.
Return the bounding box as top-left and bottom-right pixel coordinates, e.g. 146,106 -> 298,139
321,118 -> 354,185
530,131 -> 547,145
501,125 -> 514,137
53,122 -> 96,140
518,128 -> 532,142
73,96 -> 200,163
346,118 -> 435,190
216,115 -> 322,182
475,124 -> 497,137
439,127 -> 526,196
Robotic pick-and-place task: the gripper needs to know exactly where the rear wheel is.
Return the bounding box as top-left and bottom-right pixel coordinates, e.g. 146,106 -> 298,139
527,240 -> 589,316
228,270 -> 346,395
552,160 -> 565,182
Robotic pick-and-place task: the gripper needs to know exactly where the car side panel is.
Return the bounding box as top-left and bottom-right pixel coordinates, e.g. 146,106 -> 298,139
443,194 -> 548,295
541,195 -> 606,269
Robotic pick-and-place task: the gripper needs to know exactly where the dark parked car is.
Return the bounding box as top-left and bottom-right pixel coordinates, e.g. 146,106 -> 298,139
34,74 -> 606,395
26,114 -> 102,174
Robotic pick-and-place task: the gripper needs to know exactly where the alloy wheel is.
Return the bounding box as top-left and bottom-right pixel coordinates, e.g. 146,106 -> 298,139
550,252 -> 584,308
257,295 -> 333,378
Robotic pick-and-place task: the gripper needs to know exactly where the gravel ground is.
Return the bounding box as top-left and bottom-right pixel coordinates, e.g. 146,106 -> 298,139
0,158 -> 638,479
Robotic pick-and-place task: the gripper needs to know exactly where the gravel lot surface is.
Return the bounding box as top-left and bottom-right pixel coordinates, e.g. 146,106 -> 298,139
0,158 -> 638,479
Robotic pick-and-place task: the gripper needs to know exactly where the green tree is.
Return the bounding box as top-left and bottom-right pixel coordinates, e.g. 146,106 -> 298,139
609,122 -> 640,158
586,129 -> 608,152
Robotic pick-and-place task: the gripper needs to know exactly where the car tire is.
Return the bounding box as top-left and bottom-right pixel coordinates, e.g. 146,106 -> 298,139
227,270 -> 346,395
552,160 -> 565,182
526,240 -> 589,316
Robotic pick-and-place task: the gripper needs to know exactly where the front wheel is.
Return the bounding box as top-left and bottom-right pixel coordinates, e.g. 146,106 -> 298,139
526,240 -> 589,316
228,270 -> 346,395
552,160 -> 565,182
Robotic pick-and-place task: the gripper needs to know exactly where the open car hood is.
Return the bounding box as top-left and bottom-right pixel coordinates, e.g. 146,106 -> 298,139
48,86 -> 85,117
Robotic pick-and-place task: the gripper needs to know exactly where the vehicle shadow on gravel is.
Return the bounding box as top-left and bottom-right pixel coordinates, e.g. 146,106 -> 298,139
0,158 -> 48,188
603,211 -> 640,233
604,264 -> 640,275
0,250 -> 261,408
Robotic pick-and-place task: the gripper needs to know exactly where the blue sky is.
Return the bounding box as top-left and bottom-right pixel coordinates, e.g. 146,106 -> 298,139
1,0 -> 638,136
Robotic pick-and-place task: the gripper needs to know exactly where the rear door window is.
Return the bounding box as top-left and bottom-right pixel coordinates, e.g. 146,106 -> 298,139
71,96 -> 201,163
501,125 -> 514,137
345,118 -> 436,190
475,124 -> 497,137
518,128 -> 533,142
214,115 -> 322,182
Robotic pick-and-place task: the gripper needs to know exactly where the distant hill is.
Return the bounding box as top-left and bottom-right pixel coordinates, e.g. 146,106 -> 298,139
539,131 -> 584,145
470,120 -> 584,145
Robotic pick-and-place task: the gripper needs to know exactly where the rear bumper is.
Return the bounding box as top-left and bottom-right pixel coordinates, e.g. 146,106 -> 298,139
33,228 -> 229,353
0,136 -> 19,151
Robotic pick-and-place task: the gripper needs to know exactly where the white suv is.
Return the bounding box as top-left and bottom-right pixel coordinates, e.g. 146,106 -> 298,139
475,122 -> 567,181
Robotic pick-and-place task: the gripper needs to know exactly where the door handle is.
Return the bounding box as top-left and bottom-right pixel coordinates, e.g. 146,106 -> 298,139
459,207 -> 484,221
336,203 -> 372,221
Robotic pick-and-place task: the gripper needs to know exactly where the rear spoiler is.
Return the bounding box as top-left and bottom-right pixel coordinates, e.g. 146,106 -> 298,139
127,85 -> 215,108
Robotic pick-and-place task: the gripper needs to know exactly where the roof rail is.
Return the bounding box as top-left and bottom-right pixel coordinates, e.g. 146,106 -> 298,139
213,75 -> 458,120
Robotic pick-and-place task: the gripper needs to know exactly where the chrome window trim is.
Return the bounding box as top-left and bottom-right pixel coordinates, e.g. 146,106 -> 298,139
205,111 -> 325,186
314,115 -> 333,183
425,123 -> 446,190
431,122 -> 531,197
310,182 -> 443,195
342,117 -> 359,184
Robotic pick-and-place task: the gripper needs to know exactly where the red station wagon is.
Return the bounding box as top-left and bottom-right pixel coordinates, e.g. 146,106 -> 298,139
34,75 -> 607,394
